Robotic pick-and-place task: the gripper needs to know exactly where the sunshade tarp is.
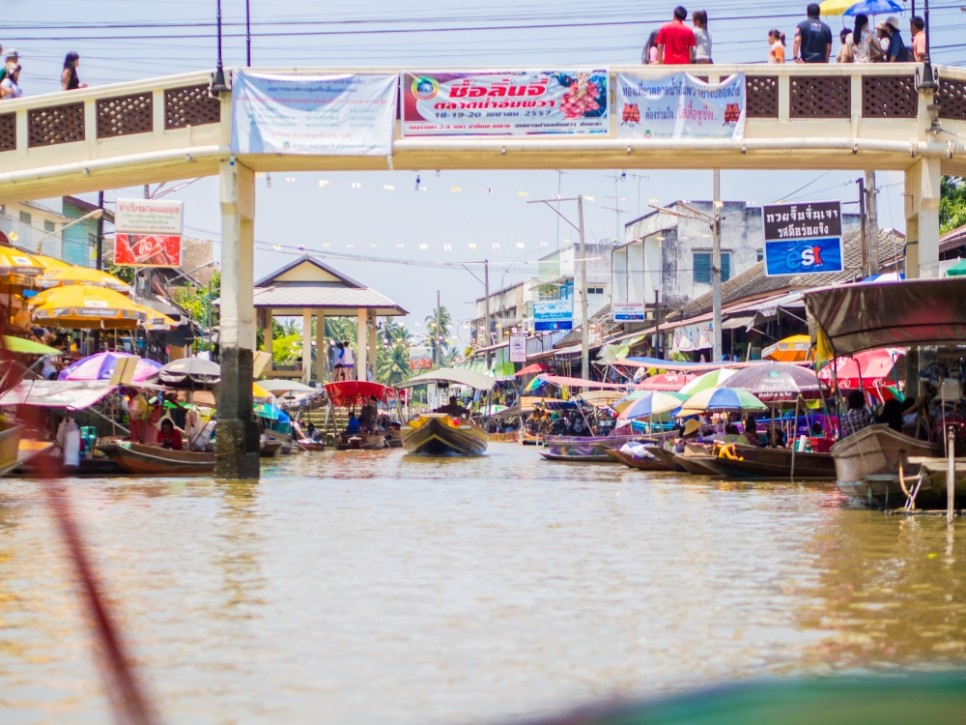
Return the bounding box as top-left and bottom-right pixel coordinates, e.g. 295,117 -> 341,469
324,380 -> 400,406
0,379 -> 115,410
804,278 -> 966,356
535,374 -> 632,390
399,368 -> 496,391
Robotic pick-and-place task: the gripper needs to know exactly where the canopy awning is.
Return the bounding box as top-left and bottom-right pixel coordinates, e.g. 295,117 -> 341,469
804,278 -> 966,356
399,367 -> 496,391
0,380 -> 115,410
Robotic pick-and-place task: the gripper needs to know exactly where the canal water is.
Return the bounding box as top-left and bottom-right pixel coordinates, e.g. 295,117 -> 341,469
1,443 -> 964,723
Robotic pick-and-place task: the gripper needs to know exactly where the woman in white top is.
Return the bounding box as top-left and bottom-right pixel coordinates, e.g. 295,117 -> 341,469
692,10 -> 712,64
848,13 -> 876,63
0,64 -> 22,99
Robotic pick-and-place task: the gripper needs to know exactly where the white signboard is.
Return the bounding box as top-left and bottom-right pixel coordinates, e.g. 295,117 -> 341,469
231,72 -> 397,155
115,199 -> 183,235
613,300 -> 645,322
509,333 -> 528,362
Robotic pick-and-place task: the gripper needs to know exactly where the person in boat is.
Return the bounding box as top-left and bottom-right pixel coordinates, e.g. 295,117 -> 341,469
306,421 -> 317,440
360,396 -> 379,431
674,418 -> 702,453
875,398 -> 903,433
840,389 -> 872,438
570,411 -> 590,436
345,411 -> 361,436
435,396 -> 469,419
743,416 -> 764,446
156,418 -> 183,451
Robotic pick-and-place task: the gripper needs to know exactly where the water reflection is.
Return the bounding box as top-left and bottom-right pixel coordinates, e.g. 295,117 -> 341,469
0,445 -> 962,723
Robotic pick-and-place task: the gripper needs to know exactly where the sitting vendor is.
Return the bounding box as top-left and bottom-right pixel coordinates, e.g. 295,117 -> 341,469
435,395 -> 469,418
157,418 -> 183,450
345,411 -> 361,435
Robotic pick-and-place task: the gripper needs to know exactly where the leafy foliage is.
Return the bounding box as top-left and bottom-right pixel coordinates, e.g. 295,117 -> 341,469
425,306 -> 452,367
940,176 -> 966,234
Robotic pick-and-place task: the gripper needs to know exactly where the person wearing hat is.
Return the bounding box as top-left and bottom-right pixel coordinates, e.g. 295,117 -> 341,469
877,16 -> 912,63
0,48 -> 19,85
673,418 -> 703,452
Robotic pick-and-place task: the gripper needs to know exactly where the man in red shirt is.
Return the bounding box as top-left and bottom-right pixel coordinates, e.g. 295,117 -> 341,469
656,6 -> 696,64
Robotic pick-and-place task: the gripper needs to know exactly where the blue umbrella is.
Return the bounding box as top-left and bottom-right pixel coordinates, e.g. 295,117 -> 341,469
844,0 -> 902,17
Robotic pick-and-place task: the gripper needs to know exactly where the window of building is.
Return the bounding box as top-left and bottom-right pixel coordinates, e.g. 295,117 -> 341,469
692,251 -> 732,285
756,250 -> 764,262
19,210 -> 31,226
587,286 -> 604,295
44,220 -> 56,233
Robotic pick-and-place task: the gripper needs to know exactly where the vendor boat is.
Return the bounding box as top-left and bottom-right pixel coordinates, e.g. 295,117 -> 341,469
401,413 -> 488,456
539,433 -> 637,462
644,445 -> 687,472
96,441 -> 215,475
0,425 -> 23,476
671,443 -> 716,475
605,447 -> 677,471
695,443 -> 838,480
830,424 -> 939,494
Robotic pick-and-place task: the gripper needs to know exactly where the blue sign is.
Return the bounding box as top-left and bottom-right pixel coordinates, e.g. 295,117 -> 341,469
763,236 -> 843,277
533,299 -> 573,331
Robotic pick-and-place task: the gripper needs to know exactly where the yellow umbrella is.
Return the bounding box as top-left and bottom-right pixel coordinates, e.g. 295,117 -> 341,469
252,381 -> 273,401
37,265 -> 132,294
28,251 -> 72,272
819,0 -> 855,15
28,284 -> 147,329
140,309 -> 179,331
0,247 -> 43,292
761,334 -> 812,363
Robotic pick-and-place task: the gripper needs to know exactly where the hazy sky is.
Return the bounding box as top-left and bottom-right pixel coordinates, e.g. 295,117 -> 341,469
5,1 -> 960,336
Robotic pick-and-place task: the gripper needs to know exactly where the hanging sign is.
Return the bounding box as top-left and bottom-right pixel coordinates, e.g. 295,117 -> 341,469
231,72 -> 397,155
762,201 -> 843,277
615,72 -> 745,139
509,333 -> 528,362
114,199 -> 183,268
533,299 -> 574,331
401,70 -> 608,136
613,300 -> 645,322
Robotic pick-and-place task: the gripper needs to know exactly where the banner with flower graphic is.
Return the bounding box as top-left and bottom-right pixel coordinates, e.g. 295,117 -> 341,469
400,70 -> 608,137
615,72 -> 745,140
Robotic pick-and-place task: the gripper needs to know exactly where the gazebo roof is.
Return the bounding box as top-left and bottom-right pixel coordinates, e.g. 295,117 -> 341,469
252,255 -> 408,317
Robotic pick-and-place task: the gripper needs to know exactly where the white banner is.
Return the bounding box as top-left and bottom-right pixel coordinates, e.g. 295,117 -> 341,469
231,72 -> 397,155
616,72 -> 745,140
509,333 -> 528,363
115,199 -> 183,234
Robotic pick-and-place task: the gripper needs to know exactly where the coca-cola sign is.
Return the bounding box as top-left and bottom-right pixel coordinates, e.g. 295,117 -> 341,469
115,233 -> 181,268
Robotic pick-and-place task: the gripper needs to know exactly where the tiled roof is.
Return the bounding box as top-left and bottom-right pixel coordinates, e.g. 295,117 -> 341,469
252,284 -> 407,316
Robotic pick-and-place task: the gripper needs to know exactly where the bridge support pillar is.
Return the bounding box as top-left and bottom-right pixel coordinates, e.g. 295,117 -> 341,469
215,159 -> 260,480
356,309 -> 368,382
904,156 -> 941,279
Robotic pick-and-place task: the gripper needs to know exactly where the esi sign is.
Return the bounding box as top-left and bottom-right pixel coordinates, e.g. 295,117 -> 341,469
762,201 -> 843,277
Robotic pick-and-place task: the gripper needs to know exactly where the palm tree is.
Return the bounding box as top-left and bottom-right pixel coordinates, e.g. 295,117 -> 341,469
377,339 -> 412,385
425,306 -> 452,368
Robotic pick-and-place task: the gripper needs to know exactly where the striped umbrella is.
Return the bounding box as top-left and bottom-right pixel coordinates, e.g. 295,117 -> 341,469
680,387 -> 768,414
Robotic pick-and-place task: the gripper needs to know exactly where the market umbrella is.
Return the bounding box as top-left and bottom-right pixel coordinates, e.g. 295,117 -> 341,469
843,0 -> 903,16
722,362 -> 826,403
36,265 -> 132,294
680,387 -> 768,414
152,357 -> 221,389
636,372 -> 696,391
28,284 -> 147,329
819,0 -> 857,14
258,379 -> 316,395
514,363 -> 545,377
59,351 -> 162,382
28,251 -> 72,272
946,258 -> 966,277
678,367 -> 737,397
0,247 -> 43,295
761,334 -> 812,363
254,402 -> 291,422
2,335 -> 60,355
618,391 -> 689,420
818,348 -> 903,392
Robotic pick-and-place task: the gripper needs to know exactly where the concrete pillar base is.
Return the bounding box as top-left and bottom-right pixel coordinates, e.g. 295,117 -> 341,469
215,347 -> 260,480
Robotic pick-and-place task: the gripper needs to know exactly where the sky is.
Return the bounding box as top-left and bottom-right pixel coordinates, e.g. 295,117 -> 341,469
4,0 -> 964,340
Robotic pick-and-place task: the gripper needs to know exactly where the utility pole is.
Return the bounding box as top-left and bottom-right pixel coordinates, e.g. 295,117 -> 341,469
711,169 -> 722,362
435,289 -> 441,368
865,170 -> 879,275
483,259 -> 491,369
577,195 -> 589,389
858,175 -> 868,275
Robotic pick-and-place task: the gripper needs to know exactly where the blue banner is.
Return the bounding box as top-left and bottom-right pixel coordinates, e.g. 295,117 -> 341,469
764,237 -> 843,277
534,299 -> 573,331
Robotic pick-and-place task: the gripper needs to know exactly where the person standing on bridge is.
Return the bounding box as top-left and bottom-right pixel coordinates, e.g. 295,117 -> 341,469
655,7 -> 696,65
910,16 -> 926,63
793,4 -> 832,63
691,10 -> 712,65
61,51 -> 88,91
0,64 -> 22,100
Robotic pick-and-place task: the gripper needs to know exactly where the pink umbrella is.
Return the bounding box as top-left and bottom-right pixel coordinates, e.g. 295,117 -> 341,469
636,372 -> 696,391
818,348 -> 904,392
59,352 -> 162,383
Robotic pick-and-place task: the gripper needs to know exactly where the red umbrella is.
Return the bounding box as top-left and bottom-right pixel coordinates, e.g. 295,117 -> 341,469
818,348 -> 904,392
635,372 -> 696,391
514,363 -> 546,377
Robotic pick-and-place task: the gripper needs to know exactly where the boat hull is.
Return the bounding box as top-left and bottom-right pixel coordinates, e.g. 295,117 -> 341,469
831,424 -> 939,487
0,425 -> 24,476
840,458 -> 966,509
97,441 -> 214,475
696,445 -> 837,480
540,434 -> 636,462
401,414 -> 488,456
644,445 -> 687,472
605,448 -> 676,471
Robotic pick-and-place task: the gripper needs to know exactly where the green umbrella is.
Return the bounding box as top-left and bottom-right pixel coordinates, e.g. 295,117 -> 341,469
678,368 -> 738,397
3,335 -> 60,355
680,386 -> 768,414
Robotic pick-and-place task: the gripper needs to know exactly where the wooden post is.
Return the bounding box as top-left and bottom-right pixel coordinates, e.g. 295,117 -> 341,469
948,427 -> 956,525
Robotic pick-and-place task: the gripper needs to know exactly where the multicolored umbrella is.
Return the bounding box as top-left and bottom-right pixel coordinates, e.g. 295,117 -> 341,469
680,387 -> 768,414
59,352 -> 162,382
722,362 -> 826,403
636,372 -> 696,392
618,391 -> 689,420
677,368 -> 737,397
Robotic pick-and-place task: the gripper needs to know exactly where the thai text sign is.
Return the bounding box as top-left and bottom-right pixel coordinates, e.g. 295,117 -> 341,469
114,198 -> 183,268
762,201 -> 843,277
401,70 -> 608,136
533,299 -> 574,331
613,300 -> 645,322
509,333 -> 528,362
231,72 -> 397,155
616,72 -> 745,139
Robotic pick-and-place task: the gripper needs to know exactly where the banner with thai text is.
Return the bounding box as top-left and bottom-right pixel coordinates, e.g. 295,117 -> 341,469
762,201 -> 843,277
231,72 -> 397,155
615,72 -> 745,139
114,198 -> 183,268
533,299 -> 574,331
401,70 -> 608,136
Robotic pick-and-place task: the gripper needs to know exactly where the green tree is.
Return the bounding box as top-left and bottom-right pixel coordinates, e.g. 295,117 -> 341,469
940,176 -> 966,233
425,306 -> 452,368
376,339 -> 412,385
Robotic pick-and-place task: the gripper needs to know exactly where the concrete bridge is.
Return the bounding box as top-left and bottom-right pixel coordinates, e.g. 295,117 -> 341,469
2,63 -> 965,477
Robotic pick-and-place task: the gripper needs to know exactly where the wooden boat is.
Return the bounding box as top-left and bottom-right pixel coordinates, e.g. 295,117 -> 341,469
263,429 -> 298,454
605,448 -> 677,471
401,413 -> 488,456
840,457 -> 966,509
487,430 -> 520,443
336,432 -> 388,450
297,439 -> 325,451
520,431 -> 543,446
96,441 -> 214,475
694,444 -> 837,480
0,425 -> 24,476
671,443 -> 716,475
830,424 -> 939,487
13,439 -> 128,476
644,445 -> 687,472
259,439 -> 283,458
540,433 -> 636,462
